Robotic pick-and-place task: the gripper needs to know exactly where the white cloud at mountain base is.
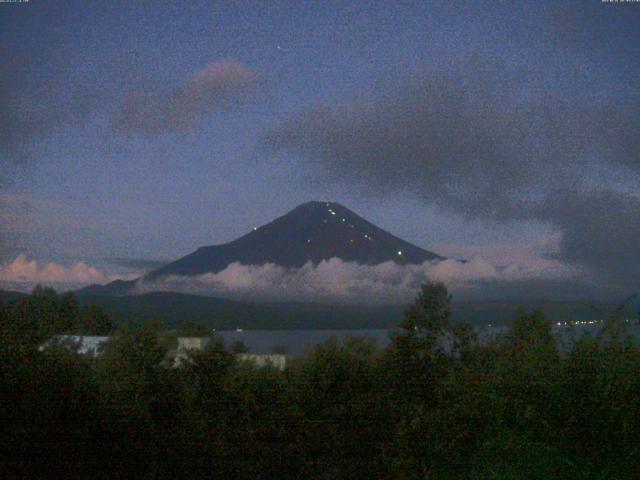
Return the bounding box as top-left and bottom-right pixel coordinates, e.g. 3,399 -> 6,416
132,256 -> 580,304
1,254 -> 588,302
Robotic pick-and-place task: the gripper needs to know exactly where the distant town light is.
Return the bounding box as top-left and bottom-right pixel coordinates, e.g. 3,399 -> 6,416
397,250 -> 402,255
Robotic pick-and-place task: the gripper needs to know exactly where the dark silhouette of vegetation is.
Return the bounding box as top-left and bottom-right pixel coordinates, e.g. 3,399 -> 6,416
0,286 -> 112,348
1,283 -> 639,479
231,339 -> 249,354
181,319 -> 212,337
271,344 -> 288,354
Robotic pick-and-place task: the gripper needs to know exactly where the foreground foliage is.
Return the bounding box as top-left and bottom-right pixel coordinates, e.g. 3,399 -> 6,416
1,285 -> 639,479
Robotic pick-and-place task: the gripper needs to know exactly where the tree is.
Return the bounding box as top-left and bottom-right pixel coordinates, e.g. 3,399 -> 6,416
400,281 -> 451,337
385,282 -> 455,477
0,287 -> 114,349
181,319 -> 211,337
80,305 -> 112,335
288,336 -> 388,479
271,344 -> 288,354
1,287 -> 65,347
389,282 -> 453,380
94,326 -> 181,476
231,340 -> 249,354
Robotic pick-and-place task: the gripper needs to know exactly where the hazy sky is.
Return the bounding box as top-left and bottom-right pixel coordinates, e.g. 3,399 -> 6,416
1,1 -> 639,298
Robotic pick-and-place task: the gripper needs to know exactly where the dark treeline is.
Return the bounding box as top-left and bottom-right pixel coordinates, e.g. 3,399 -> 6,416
1,284 -> 639,479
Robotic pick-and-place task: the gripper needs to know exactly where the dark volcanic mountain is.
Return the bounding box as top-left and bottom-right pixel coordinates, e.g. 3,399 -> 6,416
78,201 -> 443,295
147,201 -> 443,279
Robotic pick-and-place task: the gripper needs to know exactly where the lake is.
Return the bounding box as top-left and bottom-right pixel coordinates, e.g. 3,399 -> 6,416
214,320 -> 640,356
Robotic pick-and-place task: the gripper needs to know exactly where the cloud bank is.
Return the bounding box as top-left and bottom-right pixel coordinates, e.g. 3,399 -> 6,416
112,58 -> 257,134
259,58 -> 640,293
1,253 -> 593,304
132,256 -> 580,304
0,255 -> 136,292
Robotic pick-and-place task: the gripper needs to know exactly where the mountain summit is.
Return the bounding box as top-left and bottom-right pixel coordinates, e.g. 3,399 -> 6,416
78,202 -> 444,295
145,201 -> 443,280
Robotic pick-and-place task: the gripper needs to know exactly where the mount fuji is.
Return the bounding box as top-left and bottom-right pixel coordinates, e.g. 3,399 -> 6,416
79,201 -> 444,296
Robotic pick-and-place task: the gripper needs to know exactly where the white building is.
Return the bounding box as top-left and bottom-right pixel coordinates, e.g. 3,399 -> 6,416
237,353 -> 287,370
39,335 -> 110,356
173,336 -> 212,366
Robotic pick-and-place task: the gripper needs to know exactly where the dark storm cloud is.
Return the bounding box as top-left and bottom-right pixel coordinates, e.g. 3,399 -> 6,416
259,61 -> 640,292
111,59 -> 257,134
0,76 -> 95,255
0,46 -> 99,157
0,89 -> 96,154
535,190 -> 640,285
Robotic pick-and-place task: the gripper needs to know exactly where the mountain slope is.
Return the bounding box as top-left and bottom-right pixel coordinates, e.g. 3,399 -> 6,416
147,201 -> 443,279
77,279 -> 137,296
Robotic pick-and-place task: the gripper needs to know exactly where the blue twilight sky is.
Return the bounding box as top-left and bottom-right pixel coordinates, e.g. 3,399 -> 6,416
1,1 -> 639,298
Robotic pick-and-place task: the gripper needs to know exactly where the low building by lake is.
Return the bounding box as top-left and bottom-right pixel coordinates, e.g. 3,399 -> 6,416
238,353 -> 287,370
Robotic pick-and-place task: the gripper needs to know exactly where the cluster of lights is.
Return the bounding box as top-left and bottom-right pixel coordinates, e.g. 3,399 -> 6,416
254,205 -> 419,260
555,318 -> 636,327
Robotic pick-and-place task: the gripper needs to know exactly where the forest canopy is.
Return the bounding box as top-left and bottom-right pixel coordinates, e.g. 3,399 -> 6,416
1,284 -> 639,479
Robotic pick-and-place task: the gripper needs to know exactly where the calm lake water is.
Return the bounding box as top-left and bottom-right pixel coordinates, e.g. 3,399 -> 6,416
215,321 -> 640,356
56,321 -> 640,357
